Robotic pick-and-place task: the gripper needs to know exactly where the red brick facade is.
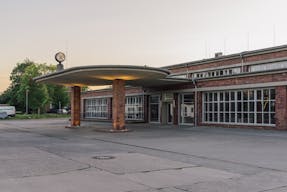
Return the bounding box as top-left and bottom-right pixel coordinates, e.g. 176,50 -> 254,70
275,86 -> 287,130
81,45 -> 287,130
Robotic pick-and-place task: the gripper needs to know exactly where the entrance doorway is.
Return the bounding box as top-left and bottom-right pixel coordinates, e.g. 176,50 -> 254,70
162,102 -> 173,124
149,95 -> 160,123
180,93 -> 195,125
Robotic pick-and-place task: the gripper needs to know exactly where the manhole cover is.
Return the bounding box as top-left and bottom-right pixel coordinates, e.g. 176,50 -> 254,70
92,156 -> 115,160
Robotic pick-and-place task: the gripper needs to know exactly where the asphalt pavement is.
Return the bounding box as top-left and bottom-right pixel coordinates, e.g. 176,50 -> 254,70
0,118 -> 287,192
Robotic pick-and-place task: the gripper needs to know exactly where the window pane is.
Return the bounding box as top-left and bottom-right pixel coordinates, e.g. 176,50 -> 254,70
214,103 -> 218,111
270,89 -> 275,100
256,101 -> 262,112
249,113 -> 255,123
225,92 -> 229,101
231,113 -> 235,122
257,113 -> 262,124
263,89 -> 269,100
237,113 -> 242,123
214,93 -> 218,101
214,113 -> 218,122
249,102 -> 255,112
263,113 -> 269,124
243,90 -> 248,100
209,93 -> 213,101
231,102 -> 235,112
270,101 -> 275,112
271,113 -> 275,124
263,101 -> 269,112
209,103 -> 213,111
220,92 -> 224,101
220,113 -> 224,122
249,90 -> 254,100
225,113 -> 229,122
237,102 -> 242,112
257,90 -> 262,100
225,103 -> 229,111
220,103 -> 224,112
205,113 -> 208,121
237,91 -> 242,100
209,113 -> 213,121
231,92 -> 235,100
243,102 -> 248,112
243,113 -> 248,123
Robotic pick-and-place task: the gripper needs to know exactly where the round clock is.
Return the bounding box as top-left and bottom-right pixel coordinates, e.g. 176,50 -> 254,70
55,52 -> 66,63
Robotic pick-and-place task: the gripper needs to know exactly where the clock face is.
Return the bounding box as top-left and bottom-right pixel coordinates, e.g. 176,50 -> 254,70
55,52 -> 65,63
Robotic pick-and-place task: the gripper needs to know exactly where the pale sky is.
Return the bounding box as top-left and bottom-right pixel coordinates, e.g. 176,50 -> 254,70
1,0 -> 287,92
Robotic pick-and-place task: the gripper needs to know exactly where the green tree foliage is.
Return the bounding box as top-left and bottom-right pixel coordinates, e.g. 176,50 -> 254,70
0,60 -> 70,113
46,84 -> 70,109
3,59 -> 34,109
17,64 -> 49,113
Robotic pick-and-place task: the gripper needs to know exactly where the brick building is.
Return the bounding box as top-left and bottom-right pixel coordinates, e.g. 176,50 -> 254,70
81,45 -> 287,130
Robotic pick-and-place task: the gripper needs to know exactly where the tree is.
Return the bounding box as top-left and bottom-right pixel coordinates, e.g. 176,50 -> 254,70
47,84 -> 70,109
16,64 -> 49,113
0,60 -> 70,113
1,59 -> 34,110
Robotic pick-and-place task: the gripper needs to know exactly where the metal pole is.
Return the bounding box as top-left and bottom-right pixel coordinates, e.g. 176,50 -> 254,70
194,87 -> 197,127
26,89 -> 29,114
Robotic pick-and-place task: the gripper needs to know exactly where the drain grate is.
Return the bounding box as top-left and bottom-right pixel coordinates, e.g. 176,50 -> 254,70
92,155 -> 115,160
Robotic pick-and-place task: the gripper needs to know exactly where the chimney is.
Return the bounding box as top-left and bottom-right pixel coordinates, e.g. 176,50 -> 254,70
215,52 -> 223,58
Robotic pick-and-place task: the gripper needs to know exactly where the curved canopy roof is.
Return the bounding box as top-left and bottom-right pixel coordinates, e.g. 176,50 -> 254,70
34,65 -> 189,87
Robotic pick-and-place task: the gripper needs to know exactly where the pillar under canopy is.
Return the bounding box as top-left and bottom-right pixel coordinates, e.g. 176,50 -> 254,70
71,86 -> 81,126
112,79 -> 126,131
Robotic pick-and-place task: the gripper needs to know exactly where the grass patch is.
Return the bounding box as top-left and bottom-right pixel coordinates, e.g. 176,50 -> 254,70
4,113 -> 70,120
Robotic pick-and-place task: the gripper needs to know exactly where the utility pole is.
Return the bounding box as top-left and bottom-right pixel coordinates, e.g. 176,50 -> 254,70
25,89 -> 29,114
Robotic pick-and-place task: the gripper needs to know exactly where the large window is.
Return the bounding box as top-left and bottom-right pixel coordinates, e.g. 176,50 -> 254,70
250,61 -> 287,72
192,67 -> 241,79
203,88 -> 275,125
150,95 -> 160,122
125,96 -> 144,120
84,98 -> 108,119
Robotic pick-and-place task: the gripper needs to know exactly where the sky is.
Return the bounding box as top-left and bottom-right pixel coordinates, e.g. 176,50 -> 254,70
1,0 -> 287,93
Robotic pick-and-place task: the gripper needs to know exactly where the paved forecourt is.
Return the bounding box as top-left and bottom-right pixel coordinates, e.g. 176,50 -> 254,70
0,119 -> 287,191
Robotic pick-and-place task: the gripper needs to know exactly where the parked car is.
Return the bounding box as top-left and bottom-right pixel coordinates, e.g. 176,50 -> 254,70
0,106 -> 16,117
57,109 -> 68,114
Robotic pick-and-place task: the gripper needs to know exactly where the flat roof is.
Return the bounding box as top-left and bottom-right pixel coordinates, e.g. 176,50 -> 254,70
34,65 -> 189,87
163,44 -> 287,70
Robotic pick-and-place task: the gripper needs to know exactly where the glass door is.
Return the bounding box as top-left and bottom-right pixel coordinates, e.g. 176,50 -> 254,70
180,93 -> 195,125
149,95 -> 160,123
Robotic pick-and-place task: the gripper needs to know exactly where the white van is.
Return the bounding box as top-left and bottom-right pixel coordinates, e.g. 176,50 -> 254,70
0,106 -> 16,117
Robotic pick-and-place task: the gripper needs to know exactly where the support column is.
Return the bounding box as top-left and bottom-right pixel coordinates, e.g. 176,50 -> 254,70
173,93 -> 179,125
112,79 -> 126,131
275,86 -> 287,130
71,86 -> 81,127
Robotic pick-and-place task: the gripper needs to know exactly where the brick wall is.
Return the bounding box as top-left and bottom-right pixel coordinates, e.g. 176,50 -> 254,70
82,87 -> 144,98
197,72 -> 287,88
168,49 -> 287,74
275,86 -> 287,130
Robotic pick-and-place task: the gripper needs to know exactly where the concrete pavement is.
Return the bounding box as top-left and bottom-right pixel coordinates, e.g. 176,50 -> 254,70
0,119 -> 287,191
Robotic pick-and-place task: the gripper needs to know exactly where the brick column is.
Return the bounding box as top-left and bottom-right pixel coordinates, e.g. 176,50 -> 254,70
112,79 -> 126,131
71,86 -> 81,126
196,91 -> 202,126
275,86 -> 287,130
